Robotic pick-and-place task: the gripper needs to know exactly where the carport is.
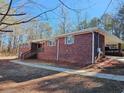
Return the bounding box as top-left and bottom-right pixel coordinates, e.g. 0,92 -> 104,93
104,32 -> 124,56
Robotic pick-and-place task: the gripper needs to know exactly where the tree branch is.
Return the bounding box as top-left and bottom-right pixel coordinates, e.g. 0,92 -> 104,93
58,0 -> 96,13
101,0 -> 113,18
1,5 -> 60,26
58,0 -> 78,12
0,29 -> 13,32
0,13 -> 26,16
0,0 -> 13,24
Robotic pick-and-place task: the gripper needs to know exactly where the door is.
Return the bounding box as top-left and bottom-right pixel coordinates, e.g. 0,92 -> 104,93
31,43 -> 38,52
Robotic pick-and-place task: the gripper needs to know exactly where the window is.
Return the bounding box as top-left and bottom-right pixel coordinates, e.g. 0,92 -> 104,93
65,35 -> 74,45
47,39 -> 56,46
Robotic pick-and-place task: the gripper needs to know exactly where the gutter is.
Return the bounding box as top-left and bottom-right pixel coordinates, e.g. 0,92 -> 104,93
92,31 -> 95,64
57,39 -> 59,61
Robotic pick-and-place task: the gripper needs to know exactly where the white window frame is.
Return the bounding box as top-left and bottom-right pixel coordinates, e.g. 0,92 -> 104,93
65,35 -> 74,45
47,39 -> 56,46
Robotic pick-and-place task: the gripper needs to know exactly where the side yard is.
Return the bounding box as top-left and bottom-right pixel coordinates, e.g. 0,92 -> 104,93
0,74 -> 124,93
0,60 -> 58,83
82,58 -> 124,75
0,59 -> 124,93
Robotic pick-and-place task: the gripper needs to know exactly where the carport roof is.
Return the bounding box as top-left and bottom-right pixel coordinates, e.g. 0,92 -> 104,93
104,32 -> 124,44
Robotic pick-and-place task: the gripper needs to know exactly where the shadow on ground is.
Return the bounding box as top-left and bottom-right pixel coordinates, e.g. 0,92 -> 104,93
34,75 -> 124,93
100,60 -> 124,75
0,60 -> 59,83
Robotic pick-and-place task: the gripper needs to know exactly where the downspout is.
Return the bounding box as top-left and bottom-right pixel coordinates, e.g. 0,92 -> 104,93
92,32 -> 95,64
57,39 -> 59,61
98,33 -> 100,48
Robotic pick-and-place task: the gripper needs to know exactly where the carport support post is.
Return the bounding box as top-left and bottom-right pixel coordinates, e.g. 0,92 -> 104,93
92,32 -> 95,64
118,43 -> 122,56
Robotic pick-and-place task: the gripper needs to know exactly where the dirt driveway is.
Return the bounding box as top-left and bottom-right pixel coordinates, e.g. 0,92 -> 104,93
0,60 -> 124,93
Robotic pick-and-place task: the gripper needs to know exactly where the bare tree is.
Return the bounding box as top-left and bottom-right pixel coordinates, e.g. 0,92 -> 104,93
58,5 -> 72,34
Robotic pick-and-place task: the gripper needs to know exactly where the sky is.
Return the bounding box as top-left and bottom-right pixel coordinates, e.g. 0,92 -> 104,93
12,0 -> 122,24
10,0 -> 124,30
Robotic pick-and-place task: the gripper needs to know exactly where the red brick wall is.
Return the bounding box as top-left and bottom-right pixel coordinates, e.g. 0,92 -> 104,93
19,32 -> 105,66
58,33 -> 92,66
37,41 -> 57,61
37,33 -> 92,66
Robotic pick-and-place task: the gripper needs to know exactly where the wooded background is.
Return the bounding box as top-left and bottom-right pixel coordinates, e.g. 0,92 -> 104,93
0,0 -> 124,56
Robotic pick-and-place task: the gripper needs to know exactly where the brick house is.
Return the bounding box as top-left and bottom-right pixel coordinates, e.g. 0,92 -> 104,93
19,27 -> 105,66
